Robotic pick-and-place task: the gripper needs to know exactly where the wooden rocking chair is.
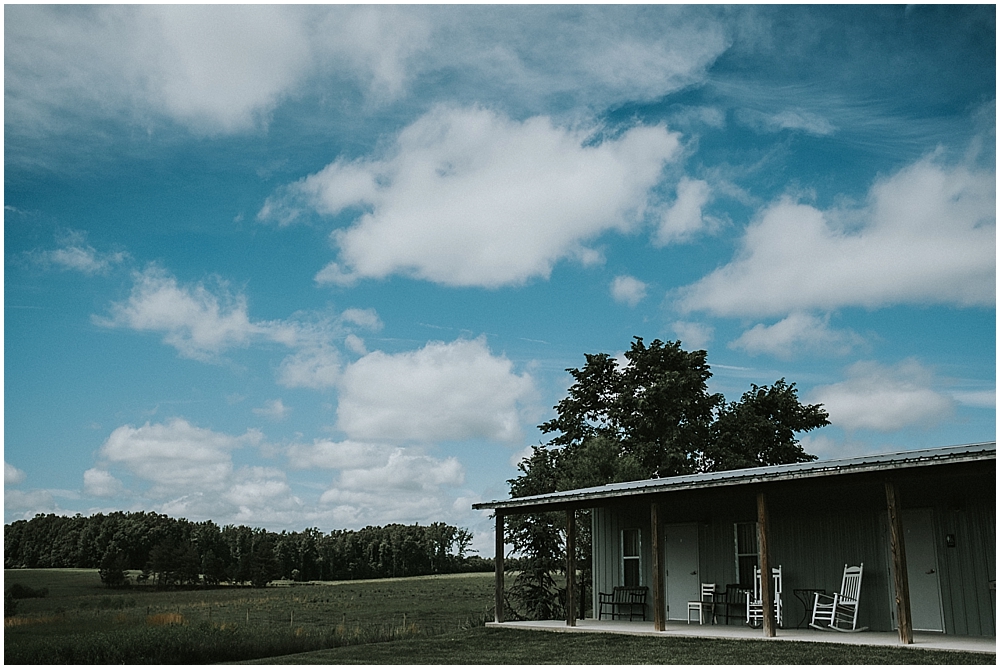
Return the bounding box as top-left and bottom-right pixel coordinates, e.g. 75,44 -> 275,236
746,565 -> 783,628
810,563 -> 867,632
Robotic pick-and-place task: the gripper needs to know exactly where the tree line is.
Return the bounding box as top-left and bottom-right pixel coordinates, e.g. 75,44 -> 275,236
4,511 -> 492,587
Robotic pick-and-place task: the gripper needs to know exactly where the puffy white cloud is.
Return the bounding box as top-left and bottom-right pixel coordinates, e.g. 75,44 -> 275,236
671,321 -> 714,351
337,336 -> 537,443
610,275 -> 648,307
338,448 -> 464,493
6,5 -> 317,135
318,447 -> 466,526
655,177 -> 712,245
677,156 -> 995,317
730,312 -> 864,359
252,399 -> 291,421
810,360 -> 955,432
83,468 -> 125,497
276,345 -> 342,389
264,106 -> 681,287
5,461 -> 27,485
5,489 -> 58,513
99,418 -> 257,496
96,265 -> 376,387
95,266 -> 258,360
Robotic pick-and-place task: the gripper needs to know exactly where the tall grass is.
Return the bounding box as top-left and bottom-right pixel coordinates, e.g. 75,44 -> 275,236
5,616 -> 440,664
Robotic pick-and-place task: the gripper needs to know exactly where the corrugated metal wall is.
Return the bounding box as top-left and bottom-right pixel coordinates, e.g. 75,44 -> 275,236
589,491 -> 994,635
934,499 -> 995,636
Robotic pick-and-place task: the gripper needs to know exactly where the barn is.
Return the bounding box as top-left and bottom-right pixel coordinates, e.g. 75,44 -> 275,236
474,442 -> 995,646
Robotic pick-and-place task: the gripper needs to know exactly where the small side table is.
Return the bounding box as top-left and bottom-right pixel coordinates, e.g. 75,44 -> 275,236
793,588 -> 826,629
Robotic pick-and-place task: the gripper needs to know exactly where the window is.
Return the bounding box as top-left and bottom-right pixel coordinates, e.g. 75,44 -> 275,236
734,522 -> 759,589
621,528 -> 641,587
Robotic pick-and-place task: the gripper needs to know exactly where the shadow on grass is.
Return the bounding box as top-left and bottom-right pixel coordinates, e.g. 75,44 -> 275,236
243,627 -> 995,665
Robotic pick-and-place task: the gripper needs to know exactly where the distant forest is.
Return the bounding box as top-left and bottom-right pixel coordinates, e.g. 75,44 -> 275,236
4,512 -> 493,587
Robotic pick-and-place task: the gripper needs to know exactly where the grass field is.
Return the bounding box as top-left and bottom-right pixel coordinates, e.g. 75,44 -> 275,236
5,569 -> 994,665
4,568 -> 494,664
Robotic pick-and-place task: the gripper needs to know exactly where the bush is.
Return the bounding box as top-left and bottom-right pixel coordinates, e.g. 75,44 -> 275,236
5,584 -> 49,600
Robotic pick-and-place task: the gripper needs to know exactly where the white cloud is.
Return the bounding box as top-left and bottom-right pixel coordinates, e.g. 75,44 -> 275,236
730,312 -> 864,359
610,275 -> 648,307
83,468 -> 125,497
288,440 -> 393,471
738,108 -> 836,136
264,106 -> 681,287
950,389 -> 996,409
655,177 -> 713,245
99,418 -> 257,496
810,360 -> 955,432
5,489 -> 58,514
5,5 -> 317,135
337,336 -> 537,443
6,6 -> 729,139
677,156 -> 995,317
5,462 -> 27,485
95,266 -> 258,360
96,265 -> 377,387
337,448 -> 464,493
671,321 -> 714,351
318,447 -> 466,526
276,345 -> 342,389
253,399 -> 291,421
28,230 -> 128,275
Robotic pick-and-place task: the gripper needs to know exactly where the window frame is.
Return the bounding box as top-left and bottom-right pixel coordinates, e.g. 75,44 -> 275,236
621,527 -> 642,587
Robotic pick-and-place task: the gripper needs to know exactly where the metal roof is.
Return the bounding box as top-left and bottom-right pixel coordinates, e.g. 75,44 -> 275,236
472,441 -> 995,511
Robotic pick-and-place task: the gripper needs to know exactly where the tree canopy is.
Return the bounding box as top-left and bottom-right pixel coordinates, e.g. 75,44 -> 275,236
504,337 -> 829,619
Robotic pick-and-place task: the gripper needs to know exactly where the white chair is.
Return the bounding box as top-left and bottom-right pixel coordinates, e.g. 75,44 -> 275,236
810,563 -> 866,632
687,583 -> 717,624
746,565 -> 782,627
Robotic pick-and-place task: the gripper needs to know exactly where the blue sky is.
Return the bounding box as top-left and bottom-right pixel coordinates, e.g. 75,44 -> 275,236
4,5 -> 995,555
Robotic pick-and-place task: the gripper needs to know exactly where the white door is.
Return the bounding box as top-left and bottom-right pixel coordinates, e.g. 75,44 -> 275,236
903,508 -> 944,632
664,524 -> 699,621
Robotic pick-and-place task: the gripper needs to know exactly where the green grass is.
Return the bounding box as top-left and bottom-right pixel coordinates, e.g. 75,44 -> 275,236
5,569 -> 993,665
244,626 -> 995,665
4,569 -> 494,664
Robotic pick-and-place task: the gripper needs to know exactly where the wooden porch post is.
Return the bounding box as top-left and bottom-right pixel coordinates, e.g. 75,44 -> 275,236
757,490 -> 776,637
494,512 -> 505,623
885,481 -> 914,644
566,509 -> 577,627
651,501 -> 665,631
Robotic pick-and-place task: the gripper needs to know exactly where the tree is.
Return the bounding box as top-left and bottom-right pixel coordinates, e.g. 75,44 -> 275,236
704,379 -> 828,471
506,338 -> 829,619
98,547 -> 128,588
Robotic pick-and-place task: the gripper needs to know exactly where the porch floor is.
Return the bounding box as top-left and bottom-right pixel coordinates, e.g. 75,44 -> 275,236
486,619 -> 996,655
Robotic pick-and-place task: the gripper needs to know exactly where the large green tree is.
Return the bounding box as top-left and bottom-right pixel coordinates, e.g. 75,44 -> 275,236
505,337 -> 829,619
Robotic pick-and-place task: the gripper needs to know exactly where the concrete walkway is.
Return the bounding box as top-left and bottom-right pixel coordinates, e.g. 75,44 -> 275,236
486,619 -> 996,655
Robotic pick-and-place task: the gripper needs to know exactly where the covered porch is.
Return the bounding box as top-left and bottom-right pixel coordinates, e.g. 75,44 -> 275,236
485,619 -> 997,655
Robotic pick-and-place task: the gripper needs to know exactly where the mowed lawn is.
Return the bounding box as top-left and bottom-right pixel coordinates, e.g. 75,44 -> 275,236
5,569 -> 994,665
247,626 -> 994,665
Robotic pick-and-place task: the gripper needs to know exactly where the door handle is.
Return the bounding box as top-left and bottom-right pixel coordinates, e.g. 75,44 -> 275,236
690,571 -> 697,575
925,569 -> 935,575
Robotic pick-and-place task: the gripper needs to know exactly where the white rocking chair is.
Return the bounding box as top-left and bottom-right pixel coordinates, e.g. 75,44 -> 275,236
810,563 -> 867,632
746,565 -> 782,628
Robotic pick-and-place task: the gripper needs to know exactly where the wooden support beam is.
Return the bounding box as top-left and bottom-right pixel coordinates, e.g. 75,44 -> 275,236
566,509 -> 576,627
757,490 -> 776,637
885,481 -> 913,644
651,501 -> 665,631
494,512 -> 505,624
